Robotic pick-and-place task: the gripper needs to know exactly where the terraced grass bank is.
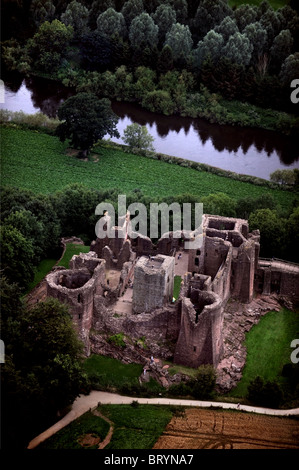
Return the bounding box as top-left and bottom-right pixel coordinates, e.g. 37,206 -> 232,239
1,127 -> 296,213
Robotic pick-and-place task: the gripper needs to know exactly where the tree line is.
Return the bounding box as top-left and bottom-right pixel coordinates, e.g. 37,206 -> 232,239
2,0 -> 299,126
1,182 -> 298,293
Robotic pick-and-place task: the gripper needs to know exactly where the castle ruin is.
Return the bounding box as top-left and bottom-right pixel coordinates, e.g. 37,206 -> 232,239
45,213 -> 299,375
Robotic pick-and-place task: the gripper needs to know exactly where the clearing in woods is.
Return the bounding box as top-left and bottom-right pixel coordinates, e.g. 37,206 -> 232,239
153,408 -> 299,450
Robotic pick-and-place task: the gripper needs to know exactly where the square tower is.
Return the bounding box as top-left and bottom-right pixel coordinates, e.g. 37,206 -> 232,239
132,255 -> 174,314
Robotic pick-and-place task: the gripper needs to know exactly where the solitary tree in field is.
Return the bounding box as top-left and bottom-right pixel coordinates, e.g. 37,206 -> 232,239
56,93 -> 120,157
122,123 -> 155,151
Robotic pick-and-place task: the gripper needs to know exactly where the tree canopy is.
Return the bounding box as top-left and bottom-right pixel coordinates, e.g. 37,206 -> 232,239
56,92 -> 120,155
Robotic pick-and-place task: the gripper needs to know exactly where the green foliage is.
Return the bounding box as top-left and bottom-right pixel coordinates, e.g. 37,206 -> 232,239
129,12 -> 159,50
122,123 -> 155,151
270,169 -> 298,185
107,333 -> 127,348
0,224 -> 36,288
201,193 -> 237,217
247,376 -> 283,408
96,7 -> 127,39
27,19 -> 73,73
1,293 -> 88,449
165,23 -> 193,61
60,0 -> 89,39
249,208 -> 286,257
40,411 -> 110,449
192,365 -> 217,399
56,93 -> 120,154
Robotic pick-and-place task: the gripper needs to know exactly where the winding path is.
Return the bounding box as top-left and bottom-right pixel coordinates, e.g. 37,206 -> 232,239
27,390 -> 299,450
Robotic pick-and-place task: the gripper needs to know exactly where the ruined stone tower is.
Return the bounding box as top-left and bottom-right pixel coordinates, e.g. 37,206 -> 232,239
132,255 -> 175,314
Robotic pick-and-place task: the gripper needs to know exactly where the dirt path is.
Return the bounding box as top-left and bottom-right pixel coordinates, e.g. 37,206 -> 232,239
92,409 -> 114,449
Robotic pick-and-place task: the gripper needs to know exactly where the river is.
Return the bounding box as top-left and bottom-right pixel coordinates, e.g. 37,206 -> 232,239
1,74 -> 298,180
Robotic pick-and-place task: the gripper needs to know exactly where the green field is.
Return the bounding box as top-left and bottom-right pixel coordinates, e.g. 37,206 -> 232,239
1,127 -> 295,212
230,308 -> 299,398
228,0 -> 287,9
25,258 -> 58,293
41,404 -> 173,449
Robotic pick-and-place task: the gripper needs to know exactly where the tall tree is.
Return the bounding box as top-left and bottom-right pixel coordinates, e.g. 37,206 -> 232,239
234,4 -> 257,32
270,29 -> 293,74
60,0 -> 90,39
193,30 -> 224,68
222,32 -> 253,66
129,12 -> 159,50
30,0 -> 56,27
192,0 -> 232,40
214,16 -> 238,42
26,19 -> 73,73
152,3 -> 176,43
164,22 -> 193,62
97,7 -> 127,39
244,22 -> 268,65
56,93 -> 120,157
121,0 -> 144,27
279,52 -> 299,86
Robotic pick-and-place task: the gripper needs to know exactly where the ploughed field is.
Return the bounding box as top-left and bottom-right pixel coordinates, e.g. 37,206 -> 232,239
153,408 -> 299,449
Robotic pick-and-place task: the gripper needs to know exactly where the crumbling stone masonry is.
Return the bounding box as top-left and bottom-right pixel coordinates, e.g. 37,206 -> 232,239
46,252 -> 106,355
132,255 -> 174,314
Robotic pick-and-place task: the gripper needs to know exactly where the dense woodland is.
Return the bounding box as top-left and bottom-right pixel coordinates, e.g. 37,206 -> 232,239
2,0 -> 299,131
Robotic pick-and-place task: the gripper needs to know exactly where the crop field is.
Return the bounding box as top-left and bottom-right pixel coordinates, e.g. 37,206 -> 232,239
153,408 -> 299,449
1,127 -> 295,212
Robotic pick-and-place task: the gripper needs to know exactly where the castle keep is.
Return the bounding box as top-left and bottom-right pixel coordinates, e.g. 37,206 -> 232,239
45,214 -> 299,370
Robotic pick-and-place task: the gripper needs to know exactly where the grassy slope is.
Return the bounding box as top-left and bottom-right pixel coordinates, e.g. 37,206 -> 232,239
230,308 -> 299,397
1,127 -> 295,212
57,243 -> 90,268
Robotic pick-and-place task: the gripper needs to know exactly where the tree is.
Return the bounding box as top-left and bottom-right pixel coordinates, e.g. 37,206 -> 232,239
80,30 -> 112,71
247,376 -> 283,408
157,44 -> 174,73
270,29 -> 293,74
121,0 -> 144,27
270,169 -> 297,185
222,32 -> 253,66
192,365 -> 216,399
164,23 -> 193,62
234,4 -> 257,32
280,52 -> 299,86
214,16 -> 238,41
60,0 -> 89,39
30,0 -> 56,27
193,30 -> 224,68
122,123 -> 155,151
88,0 -> 116,29
129,12 -> 159,50
192,0 -> 232,40
56,93 -> 120,157
152,3 -> 176,43
249,208 -> 286,258
97,7 -> 127,39
0,224 -> 35,288
201,193 -> 236,218
1,295 -> 88,449
27,19 -> 73,73
243,22 -> 268,65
